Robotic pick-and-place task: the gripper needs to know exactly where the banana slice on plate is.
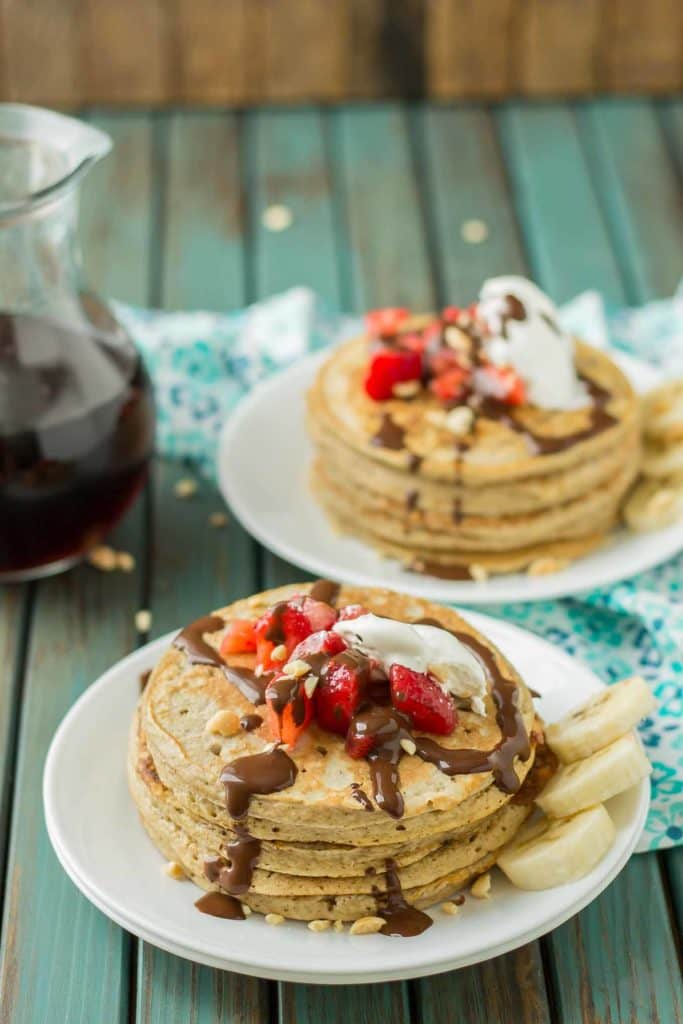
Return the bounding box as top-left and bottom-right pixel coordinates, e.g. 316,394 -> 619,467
497,805 -> 616,890
623,474 -> 683,532
536,732 -> 651,818
546,675 -> 656,763
642,379 -> 683,445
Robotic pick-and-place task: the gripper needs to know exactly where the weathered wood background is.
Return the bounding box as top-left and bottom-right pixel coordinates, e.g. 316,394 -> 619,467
1,0 -> 681,107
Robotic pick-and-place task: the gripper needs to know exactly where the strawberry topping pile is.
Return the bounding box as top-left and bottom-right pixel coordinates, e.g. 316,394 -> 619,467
362,304 -> 527,408
220,594 -> 458,760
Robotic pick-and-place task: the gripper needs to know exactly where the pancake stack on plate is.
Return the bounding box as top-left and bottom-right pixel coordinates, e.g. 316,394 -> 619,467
129,582 -> 544,927
307,277 -> 641,578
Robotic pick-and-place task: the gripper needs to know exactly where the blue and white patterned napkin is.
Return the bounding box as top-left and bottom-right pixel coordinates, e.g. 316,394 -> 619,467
114,286 -> 683,852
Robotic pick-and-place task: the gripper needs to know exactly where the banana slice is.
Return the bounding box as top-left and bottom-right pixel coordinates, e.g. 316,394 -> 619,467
623,474 -> 683,532
497,805 -> 615,890
536,732 -> 650,818
642,439 -> 683,479
546,675 -> 656,763
642,379 -> 683,444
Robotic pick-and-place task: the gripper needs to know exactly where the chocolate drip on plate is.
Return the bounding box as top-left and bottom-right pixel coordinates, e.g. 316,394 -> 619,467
309,579 -> 341,606
220,747 -> 298,820
372,413 -> 405,450
378,859 -> 433,937
195,891 -> 245,920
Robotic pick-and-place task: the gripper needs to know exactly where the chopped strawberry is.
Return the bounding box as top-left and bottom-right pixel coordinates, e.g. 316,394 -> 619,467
389,664 -> 457,735
290,629 -> 347,661
337,604 -> 368,622
364,347 -> 422,401
365,307 -> 410,339
476,365 -> 527,405
429,366 -> 469,405
315,659 -> 364,735
220,619 -> 257,655
265,679 -> 314,748
298,596 -> 337,633
428,347 -> 464,377
345,729 -> 376,760
441,305 -> 462,324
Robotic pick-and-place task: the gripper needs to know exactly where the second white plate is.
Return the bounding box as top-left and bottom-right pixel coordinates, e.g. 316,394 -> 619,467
217,352 -> 683,604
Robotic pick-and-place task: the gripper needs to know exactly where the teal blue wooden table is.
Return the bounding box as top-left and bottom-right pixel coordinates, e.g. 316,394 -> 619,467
1,99 -> 683,1023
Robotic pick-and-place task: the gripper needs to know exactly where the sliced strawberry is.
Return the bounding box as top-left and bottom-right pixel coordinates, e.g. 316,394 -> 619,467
429,366 -> 469,405
476,365 -> 527,406
290,629 -> 347,662
441,305 -> 462,324
298,596 -> 337,633
428,347 -> 464,377
364,347 -> 422,401
315,659 -> 364,735
389,664 -> 457,735
220,619 -> 257,656
365,307 -> 410,339
345,730 -> 376,760
337,604 -> 368,622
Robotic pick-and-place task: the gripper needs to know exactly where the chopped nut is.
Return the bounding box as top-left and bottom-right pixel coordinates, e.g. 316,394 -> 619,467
271,644 -> 288,663
242,904 -> 252,916
308,919 -> 331,932
209,512 -> 227,528
265,913 -> 285,926
392,380 -> 420,399
304,675 -> 319,698
116,551 -> 136,572
88,545 -> 118,571
426,410 -> 447,428
333,920 -> 345,932
135,609 -> 152,633
174,477 -> 198,499
163,860 -> 186,880
349,916 -> 385,936
205,709 -> 240,737
527,557 -> 569,577
441,900 -> 460,916
469,563 -> 489,583
443,327 -> 472,362
461,218 -> 489,244
470,872 -> 491,899
400,738 -> 417,756
444,405 -> 474,437
262,204 -> 293,232
283,659 -> 311,678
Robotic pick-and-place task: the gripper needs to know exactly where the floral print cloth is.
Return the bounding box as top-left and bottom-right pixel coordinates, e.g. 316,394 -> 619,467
114,285 -> 683,851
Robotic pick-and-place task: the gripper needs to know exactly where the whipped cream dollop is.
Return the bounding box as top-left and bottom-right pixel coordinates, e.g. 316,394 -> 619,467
332,613 -> 488,716
477,276 -> 589,410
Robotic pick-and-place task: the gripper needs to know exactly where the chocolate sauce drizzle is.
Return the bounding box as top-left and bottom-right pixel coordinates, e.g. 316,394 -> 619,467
377,859 -> 433,937
194,891 -> 245,920
173,614 -> 268,705
350,782 -> 374,812
240,713 -> 263,732
220,747 -> 298,820
411,561 -> 473,581
309,579 -> 341,605
371,413 -> 405,450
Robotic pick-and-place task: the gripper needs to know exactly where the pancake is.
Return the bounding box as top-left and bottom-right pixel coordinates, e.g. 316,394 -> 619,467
130,581 -> 544,927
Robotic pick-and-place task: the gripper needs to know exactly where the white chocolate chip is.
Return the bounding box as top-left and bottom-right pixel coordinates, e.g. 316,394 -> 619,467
265,913 -> 285,926
441,900 -> 460,916
87,545 -> 118,572
400,738 -> 417,756
527,557 -> 569,577
271,644 -> 288,663
444,405 -> 474,437
209,512 -> 227,528
333,920 -> 345,932
461,218 -> 489,244
262,204 -> 293,232
470,872 -> 491,899
163,861 -> 186,880
205,709 -> 240,737
283,659 -> 311,678
135,609 -> 152,633
392,380 -> 420,399
308,919 -> 331,932
469,563 -> 489,583
117,551 -> 136,572
174,477 -> 198,499
303,675 -> 319,698
349,916 -> 385,935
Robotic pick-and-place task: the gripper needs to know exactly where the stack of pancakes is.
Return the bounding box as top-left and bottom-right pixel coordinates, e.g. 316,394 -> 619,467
307,328 -> 641,576
129,583 -> 541,922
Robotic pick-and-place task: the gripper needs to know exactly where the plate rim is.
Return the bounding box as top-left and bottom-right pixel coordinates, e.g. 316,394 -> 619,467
43,617 -> 650,984
217,351 -> 683,605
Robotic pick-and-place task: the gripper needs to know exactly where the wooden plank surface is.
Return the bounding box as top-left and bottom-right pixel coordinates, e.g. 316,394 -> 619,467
427,0 -> 516,99
514,0 -> 601,95
503,96 -> 683,1024
603,0 -> 683,92
81,0 -> 168,104
0,0 -> 80,105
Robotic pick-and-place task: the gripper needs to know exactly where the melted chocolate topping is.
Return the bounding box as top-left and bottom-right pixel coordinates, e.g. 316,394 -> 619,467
220,747 -> 298,820
264,602 -> 288,644
350,783 -> 374,812
378,859 -> 433,937
195,891 -> 245,920
410,561 -> 473,581
406,489 -> 419,512
265,674 -> 307,727
347,706 -> 413,818
309,579 -> 341,605
372,413 -> 405,450
240,713 -> 263,732
173,614 -> 268,704
408,452 -> 423,473
221,827 -> 262,895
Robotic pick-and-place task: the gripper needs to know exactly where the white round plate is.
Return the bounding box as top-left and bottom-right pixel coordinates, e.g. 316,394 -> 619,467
217,352 -> 682,604
44,613 -> 649,985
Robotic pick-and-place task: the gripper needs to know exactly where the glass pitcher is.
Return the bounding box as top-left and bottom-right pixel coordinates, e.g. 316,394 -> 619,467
0,105 -> 155,582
